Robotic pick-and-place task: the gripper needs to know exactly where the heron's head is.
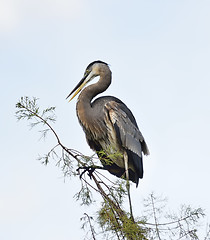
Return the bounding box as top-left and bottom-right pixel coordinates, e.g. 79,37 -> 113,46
66,60 -> 109,101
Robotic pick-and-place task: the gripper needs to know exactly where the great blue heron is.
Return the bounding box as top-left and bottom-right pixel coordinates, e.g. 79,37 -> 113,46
66,60 -> 149,187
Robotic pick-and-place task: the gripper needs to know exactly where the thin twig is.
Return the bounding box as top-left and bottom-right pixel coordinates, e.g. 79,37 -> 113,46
151,194 -> 161,240
84,213 -> 96,240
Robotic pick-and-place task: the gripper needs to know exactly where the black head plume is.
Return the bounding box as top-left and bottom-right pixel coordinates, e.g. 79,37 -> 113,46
86,60 -> 108,70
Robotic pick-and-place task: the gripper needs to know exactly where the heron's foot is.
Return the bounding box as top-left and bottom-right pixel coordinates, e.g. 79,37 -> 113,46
77,166 -> 96,179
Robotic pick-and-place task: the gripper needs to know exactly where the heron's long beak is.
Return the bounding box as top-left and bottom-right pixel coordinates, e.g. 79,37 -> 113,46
66,76 -> 87,102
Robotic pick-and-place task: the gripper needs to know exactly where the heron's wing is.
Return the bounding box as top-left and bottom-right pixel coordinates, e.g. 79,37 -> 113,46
105,101 -> 149,156
105,101 -> 149,179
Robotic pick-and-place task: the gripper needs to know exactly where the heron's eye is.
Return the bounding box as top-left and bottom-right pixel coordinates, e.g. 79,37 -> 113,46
85,69 -> 90,75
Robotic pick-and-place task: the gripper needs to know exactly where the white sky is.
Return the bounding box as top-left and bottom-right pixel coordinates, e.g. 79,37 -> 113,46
0,0 -> 210,239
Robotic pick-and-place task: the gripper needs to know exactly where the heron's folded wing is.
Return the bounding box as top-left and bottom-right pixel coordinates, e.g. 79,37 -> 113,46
105,101 -> 149,157
105,101 -> 149,180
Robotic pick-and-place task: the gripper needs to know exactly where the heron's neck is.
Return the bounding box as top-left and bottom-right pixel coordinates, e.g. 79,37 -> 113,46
76,71 -> 111,127
77,71 -> 111,107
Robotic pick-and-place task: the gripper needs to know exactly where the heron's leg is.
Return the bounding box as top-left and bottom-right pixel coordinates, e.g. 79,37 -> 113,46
124,151 -> 134,220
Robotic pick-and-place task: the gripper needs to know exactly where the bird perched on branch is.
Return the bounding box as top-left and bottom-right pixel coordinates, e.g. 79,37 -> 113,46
66,60 -> 149,187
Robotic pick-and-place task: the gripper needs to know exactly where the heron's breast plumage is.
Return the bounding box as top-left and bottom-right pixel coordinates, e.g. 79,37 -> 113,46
76,100 -> 125,168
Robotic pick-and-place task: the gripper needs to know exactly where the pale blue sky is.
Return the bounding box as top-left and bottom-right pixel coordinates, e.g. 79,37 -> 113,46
1,1 -> 210,239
